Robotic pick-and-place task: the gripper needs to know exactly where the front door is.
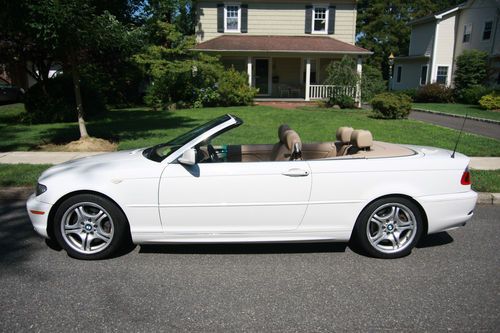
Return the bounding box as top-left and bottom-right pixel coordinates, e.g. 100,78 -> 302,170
159,161 -> 311,233
255,59 -> 270,95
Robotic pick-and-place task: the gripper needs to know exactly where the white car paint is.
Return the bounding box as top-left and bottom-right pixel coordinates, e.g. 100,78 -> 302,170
27,115 -> 477,246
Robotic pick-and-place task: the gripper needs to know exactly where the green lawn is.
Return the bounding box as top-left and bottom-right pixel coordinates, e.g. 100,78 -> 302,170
413,103 -> 500,122
1,103 -> 500,156
1,164 -> 498,193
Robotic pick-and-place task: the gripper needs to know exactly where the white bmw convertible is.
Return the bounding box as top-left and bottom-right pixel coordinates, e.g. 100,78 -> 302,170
27,114 -> 477,260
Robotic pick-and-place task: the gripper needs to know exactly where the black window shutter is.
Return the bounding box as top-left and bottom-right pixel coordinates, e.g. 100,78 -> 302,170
328,6 -> 336,35
305,5 -> 313,34
241,4 -> 248,33
217,4 -> 224,33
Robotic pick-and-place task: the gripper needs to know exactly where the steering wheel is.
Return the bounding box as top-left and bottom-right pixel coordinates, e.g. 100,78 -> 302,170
207,144 -> 220,162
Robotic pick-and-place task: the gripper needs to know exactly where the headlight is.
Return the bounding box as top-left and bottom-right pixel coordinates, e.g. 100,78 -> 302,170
36,183 -> 47,196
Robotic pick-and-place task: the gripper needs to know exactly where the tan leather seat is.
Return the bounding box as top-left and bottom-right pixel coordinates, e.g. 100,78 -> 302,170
270,124 -> 302,161
347,130 -> 373,155
335,127 -> 354,156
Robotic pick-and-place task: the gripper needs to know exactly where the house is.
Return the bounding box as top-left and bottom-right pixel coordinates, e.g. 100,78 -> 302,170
193,0 -> 372,103
392,0 -> 500,91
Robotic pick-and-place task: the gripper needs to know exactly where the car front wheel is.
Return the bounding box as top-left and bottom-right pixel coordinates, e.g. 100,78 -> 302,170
53,194 -> 130,260
354,197 -> 423,259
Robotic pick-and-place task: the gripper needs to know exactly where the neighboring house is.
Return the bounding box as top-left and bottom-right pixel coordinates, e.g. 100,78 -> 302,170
393,0 -> 500,91
193,0 -> 372,103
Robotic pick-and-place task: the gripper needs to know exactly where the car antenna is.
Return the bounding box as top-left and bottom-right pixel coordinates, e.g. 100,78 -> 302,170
451,113 -> 468,159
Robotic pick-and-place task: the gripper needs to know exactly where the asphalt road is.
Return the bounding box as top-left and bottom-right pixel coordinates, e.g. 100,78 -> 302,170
409,110 -> 500,140
1,200 -> 499,332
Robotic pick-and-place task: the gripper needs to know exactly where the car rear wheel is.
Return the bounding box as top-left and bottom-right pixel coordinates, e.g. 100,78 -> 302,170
354,197 -> 423,259
53,194 -> 130,260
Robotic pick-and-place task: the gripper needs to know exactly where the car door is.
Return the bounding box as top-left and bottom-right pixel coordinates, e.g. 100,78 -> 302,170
158,160 -> 311,233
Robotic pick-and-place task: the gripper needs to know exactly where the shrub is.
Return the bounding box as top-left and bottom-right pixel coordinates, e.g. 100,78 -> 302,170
324,55 -> 360,87
414,83 -> 454,103
371,92 -> 412,119
396,88 -> 417,101
458,85 -> 492,104
479,93 -> 500,110
454,50 -> 489,93
328,94 -> 356,109
361,64 -> 386,102
216,68 -> 258,106
23,76 -> 106,124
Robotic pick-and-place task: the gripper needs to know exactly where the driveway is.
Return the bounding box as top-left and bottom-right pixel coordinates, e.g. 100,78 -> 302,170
1,200 -> 499,332
410,110 -> 500,140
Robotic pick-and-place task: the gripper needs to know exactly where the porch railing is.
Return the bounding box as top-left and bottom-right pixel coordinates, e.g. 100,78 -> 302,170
309,85 -> 356,100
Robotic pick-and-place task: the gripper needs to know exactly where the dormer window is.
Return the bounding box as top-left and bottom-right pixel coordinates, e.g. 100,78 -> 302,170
225,4 -> 241,32
313,6 -> 329,34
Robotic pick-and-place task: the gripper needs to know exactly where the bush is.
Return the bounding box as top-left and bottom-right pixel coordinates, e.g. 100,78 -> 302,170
454,50 -> 489,93
414,83 -> 454,103
328,94 -> 356,109
23,75 -> 106,124
361,64 -> 386,102
371,92 -> 412,119
215,68 -> 258,107
479,93 -> 500,110
324,55 -> 360,87
396,88 -> 417,101
458,85 -> 492,104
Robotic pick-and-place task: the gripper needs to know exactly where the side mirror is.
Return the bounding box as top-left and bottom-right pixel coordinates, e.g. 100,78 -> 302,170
178,148 -> 197,166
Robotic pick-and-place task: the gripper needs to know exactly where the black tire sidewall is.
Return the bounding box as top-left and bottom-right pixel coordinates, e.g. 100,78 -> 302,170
53,194 -> 129,260
355,197 -> 423,259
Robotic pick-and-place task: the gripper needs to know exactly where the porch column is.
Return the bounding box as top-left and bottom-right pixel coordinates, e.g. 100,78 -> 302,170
247,56 -> 252,87
356,56 -> 363,108
305,57 -> 311,101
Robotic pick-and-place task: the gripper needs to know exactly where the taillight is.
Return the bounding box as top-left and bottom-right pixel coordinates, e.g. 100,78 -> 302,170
461,167 -> 471,185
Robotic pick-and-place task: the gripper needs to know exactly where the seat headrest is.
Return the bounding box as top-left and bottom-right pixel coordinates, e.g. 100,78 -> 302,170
284,130 -> 302,151
278,124 -> 291,143
350,130 -> 373,149
336,127 -> 354,143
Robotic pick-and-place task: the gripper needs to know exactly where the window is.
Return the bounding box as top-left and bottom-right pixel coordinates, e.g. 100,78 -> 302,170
396,66 -> 402,83
436,66 -> 448,85
313,6 -> 328,33
483,21 -> 493,40
463,24 -> 472,43
225,5 -> 240,32
420,65 -> 428,85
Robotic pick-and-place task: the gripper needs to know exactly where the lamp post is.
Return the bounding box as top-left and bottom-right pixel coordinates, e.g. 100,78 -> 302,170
388,53 -> 395,91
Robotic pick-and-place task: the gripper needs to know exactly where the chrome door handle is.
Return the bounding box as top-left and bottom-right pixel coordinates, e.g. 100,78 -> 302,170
282,168 -> 309,177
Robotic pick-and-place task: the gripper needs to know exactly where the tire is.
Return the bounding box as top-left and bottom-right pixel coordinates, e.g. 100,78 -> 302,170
53,194 -> 130,260
354,197 -> 423,259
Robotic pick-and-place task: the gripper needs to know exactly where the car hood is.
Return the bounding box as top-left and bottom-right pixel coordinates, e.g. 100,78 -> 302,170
38,148 -> 162,183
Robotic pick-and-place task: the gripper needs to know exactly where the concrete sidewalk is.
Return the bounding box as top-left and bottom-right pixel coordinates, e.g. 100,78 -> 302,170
0,151 -> 499,170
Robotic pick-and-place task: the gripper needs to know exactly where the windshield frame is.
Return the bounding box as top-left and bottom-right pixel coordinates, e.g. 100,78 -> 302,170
145,114 -> 242,163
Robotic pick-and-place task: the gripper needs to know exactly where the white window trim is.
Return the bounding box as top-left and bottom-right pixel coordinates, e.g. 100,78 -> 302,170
420,65 -> 429,86
224,3 -> 241,33
312,5 -> 329,35
435,65 -> 450,86
482,20 -> 493,41
463,23 -> 472,43
396,65 -> 402,83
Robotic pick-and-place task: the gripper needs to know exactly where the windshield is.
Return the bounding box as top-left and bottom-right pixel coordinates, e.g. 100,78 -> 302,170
144,114 -> 233,162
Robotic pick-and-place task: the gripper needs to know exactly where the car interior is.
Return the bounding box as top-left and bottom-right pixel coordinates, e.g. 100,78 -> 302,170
197,124 -> 415,163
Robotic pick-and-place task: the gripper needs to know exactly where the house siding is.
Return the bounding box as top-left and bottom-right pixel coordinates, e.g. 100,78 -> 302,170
409,22 -> 435,56
392,61 -> 429,90
196,0 -> 357,44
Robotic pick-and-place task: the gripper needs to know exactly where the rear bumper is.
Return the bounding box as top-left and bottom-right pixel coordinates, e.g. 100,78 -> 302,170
26,194 -> 53,239
416,191 -> 478,234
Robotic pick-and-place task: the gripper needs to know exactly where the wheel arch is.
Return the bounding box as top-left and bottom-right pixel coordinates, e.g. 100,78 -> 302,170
352,193 -> 429,240
47,190 -> 131,241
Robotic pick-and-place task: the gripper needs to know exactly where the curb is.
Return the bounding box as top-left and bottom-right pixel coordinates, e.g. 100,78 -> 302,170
412,108 -> 500,125
1,186 -> 499,205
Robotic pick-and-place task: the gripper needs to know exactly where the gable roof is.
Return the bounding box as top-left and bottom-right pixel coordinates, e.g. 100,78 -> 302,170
408,3 -> 466,26
194,35 -> 372,55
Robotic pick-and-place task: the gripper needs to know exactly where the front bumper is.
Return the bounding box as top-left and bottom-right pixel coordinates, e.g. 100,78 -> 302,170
417,191 -> 478,234
26,194 -> 53,238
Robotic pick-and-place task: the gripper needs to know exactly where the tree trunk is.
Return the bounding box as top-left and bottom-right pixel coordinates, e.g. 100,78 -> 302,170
71,64 -> 89,139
